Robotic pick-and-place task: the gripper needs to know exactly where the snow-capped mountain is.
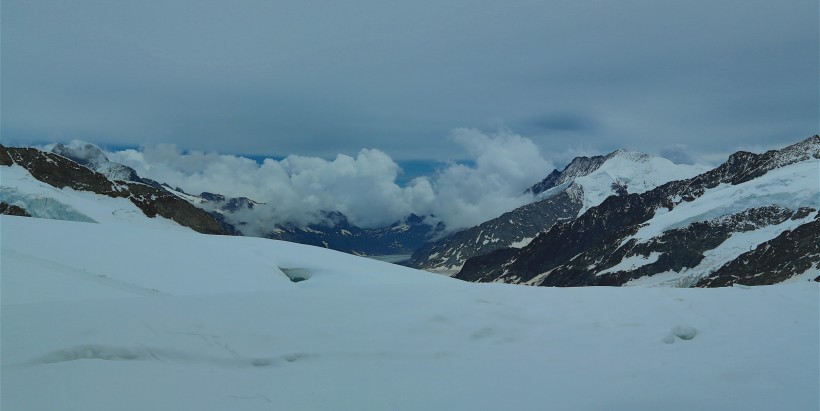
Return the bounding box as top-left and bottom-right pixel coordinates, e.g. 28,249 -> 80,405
51,142 -> 143,182
407,149 -> 709,272
456,136 -> 820,287
531,148 -> 712,216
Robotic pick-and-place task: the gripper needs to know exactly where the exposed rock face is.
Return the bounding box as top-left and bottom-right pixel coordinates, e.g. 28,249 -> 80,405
0,202 -> 31,217
1,145 -> 224,235
405,189 -> 581,271
456,135 -> 820,287
3,146 -> 125,195
697,215 -> 820,286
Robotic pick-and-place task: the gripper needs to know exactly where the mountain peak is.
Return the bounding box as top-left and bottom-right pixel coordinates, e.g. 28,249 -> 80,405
605,148 -> 652,163
527,149 -> 658,196
51,142 -> 141,182
52,142 -> 110,164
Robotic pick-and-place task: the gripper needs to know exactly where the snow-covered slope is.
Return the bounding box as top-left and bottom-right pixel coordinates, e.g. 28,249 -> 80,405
2,214 -> 818,411
1,216 -> 447,304
408,150 -> 709,272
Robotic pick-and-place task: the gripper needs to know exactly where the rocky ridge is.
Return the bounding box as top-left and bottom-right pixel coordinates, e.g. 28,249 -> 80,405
1,145 -> 224,234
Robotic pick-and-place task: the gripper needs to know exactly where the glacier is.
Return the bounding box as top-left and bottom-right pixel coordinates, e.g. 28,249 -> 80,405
2,215 -> 818,410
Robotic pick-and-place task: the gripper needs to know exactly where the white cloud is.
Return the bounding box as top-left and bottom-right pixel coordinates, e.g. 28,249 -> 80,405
424,129 -> 553,229
108,130 -> 554,232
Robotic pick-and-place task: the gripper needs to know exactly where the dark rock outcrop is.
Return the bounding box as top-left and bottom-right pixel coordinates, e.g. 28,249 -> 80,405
0,202 -> 31,217
405,189 -> 581,271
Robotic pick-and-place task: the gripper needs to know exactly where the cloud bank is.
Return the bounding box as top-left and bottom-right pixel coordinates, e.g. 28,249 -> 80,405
107,130 -> 553,232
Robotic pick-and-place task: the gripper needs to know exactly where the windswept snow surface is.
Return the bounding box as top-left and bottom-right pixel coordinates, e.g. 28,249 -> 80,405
2,215 -> 818,411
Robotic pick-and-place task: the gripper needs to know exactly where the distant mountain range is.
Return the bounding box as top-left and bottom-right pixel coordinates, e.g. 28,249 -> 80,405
2,136 -> 817,286
7,142 -> 441,256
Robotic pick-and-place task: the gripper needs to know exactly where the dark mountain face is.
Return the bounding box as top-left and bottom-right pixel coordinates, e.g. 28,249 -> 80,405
1,145 -> 225,235
265,212 -> 442,256
697,214 -> 820,286
405,189 -> 581,271
525,154 -> 609,196
455,136 -> 820,287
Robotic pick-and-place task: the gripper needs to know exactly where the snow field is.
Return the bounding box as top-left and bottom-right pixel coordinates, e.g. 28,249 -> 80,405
2,215 -> 818,411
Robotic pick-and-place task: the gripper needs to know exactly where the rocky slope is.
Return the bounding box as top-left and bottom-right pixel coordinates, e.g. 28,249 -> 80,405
696,214 -> 820,287
1,145 -> 224,234
405,188 -> 581,271
456,136 -> 820,287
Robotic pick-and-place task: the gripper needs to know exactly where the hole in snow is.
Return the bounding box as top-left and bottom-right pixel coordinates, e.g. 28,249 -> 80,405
279,267 -> 312,283
250,353 -> 312,367
282,353 -> 311,362
662,325 -> 698,343
672,325 -> 698,340
250,358 -> 275,367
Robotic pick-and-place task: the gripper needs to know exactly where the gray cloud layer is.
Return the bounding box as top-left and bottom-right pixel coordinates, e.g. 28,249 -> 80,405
2,0 -> 817,162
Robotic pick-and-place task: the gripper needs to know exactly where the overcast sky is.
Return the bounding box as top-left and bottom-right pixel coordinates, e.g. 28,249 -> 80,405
3,0 -> 818,165
2,1 -> 818,230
